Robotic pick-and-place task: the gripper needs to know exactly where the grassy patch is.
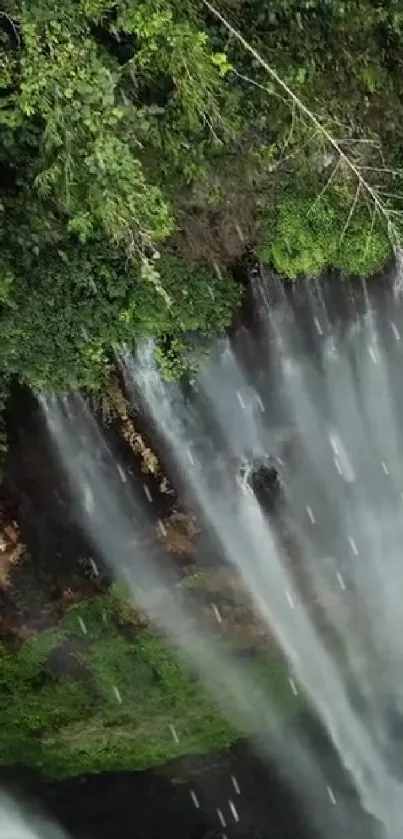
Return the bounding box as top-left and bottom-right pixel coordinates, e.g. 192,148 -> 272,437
0,586 -> 303,778
257,181 -> 392,279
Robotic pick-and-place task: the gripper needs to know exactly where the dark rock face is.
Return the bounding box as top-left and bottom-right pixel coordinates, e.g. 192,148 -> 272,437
249,462 -> 281,512
0,728 -> 383,839
238,456 -> 283,515
0,743 -> 315,839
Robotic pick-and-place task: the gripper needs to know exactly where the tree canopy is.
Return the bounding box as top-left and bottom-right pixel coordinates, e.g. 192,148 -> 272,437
0,0 -> 402,396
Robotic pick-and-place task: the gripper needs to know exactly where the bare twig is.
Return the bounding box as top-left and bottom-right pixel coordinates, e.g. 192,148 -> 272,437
334,138 -> 381,147
307,157 -> 342,218
0,11 -> 20,47
339,182 -> 361,244
374,190 -> 403,201
231,68 -> 284,101
359,166 -> 403,177
283,102 -> 297,151
362,203 -> 377,265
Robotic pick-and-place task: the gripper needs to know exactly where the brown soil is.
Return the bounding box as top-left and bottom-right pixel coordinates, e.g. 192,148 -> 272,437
178,565 -> 279,652
157,510 -> 198,556
0,512 -> 24,588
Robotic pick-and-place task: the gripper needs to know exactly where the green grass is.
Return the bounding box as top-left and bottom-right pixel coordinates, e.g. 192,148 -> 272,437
0,586 -> 303,778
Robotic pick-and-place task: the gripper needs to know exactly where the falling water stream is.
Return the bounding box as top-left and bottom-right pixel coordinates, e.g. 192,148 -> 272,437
37,265 -> 403,839
38,393 -> 340,839
0,791 -> 66,839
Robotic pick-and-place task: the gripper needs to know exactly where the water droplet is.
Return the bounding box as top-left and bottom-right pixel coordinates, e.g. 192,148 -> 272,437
285,590 -> 295,609
382,461 -> 389,476
289,677 -> 299,696
329,433 -> 340,457
78,617 -> 87,635
255,393 -> 265,412
213,262 -> 223,280
334,456 -> 343,475
348,536 -> 359,556
113,685 -> 122,704
368,346 -> 378,364
211,603 -> 222,624
231,775 -> 241,794
236,391 -> 246,410
327,786 -> 336,805
306,505 -> 316,524
143,483 -> 152,503
337,572 -> 346,591
89,558 -> 99,577
314,317 -> 323,336
169,724 -> 179,744
158,519 -> 167,537
234,222 -> 245,243
117,464 -> 127,483
391,321 -> 401,343
329,432 -> 355,482
228,799 -> 240,822
190,790 -> 200,809
217,809 -> 226,827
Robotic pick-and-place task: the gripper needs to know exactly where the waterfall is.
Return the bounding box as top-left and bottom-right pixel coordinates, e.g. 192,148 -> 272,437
40,394 -> 362,839
39,271 -> 403,839
120,274 -> 403,839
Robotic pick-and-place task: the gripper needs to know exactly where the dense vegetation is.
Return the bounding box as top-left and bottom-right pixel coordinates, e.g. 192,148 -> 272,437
0,586 -> 299,777
1,0 -> 403,399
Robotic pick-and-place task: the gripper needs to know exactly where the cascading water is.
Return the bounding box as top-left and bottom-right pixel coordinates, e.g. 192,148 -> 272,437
39,266 -> 403,839
120,269 -> 403,839
40,393 -> 350,839
0,791 -> 66,839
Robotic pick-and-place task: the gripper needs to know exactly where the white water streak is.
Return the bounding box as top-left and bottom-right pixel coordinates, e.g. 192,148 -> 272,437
0,792 -> 67,839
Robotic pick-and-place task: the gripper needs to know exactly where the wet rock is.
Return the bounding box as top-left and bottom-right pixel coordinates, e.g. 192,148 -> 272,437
239,456 -> 283,514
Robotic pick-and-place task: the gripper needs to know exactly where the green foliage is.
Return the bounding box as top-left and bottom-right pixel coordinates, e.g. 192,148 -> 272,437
0,0 -> 402,405
0,0 -> 242,399
0,233 -> 238,389
154,338 -> 204,382
0,592 -> 235,776
0,632 -> 91,768
0,589 -> 302,777
259,186 -> 391,278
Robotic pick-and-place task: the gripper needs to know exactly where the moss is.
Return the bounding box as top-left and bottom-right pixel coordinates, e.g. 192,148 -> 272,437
258,184 -> 392,279
0,587 -> 303,778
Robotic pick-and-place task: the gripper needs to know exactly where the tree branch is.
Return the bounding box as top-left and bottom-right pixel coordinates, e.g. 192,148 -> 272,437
0,11 -> 20,47
203,0 -> 401,250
